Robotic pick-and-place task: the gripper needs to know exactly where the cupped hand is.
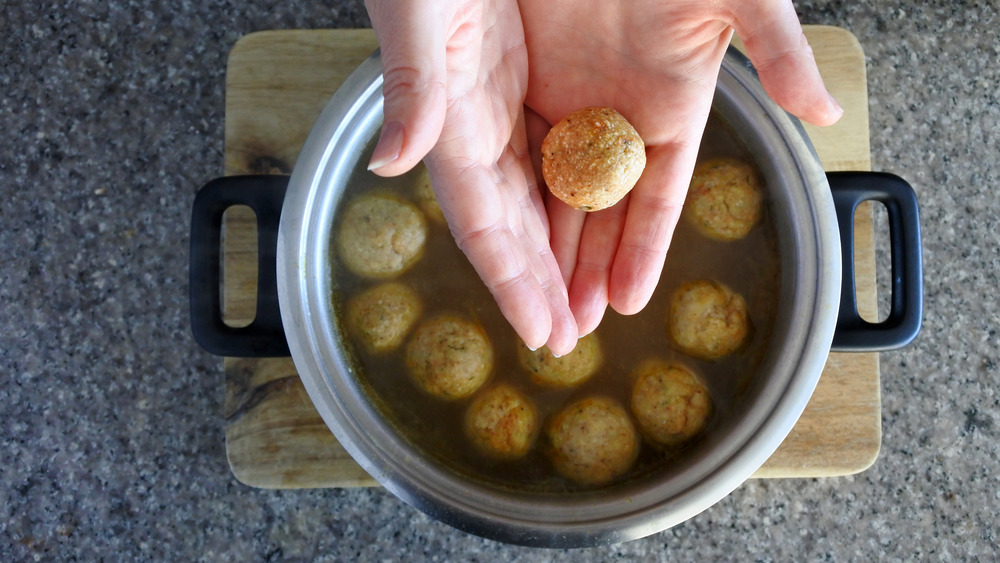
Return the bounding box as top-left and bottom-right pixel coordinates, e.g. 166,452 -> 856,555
364,0 -> 579,355
518,0 -> 843,335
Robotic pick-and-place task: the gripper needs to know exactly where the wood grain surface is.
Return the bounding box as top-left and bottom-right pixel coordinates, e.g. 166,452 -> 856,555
220,26 -> 879,488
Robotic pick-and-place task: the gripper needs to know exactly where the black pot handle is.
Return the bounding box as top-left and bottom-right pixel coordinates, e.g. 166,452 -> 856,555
828,171 -> 923,352
189,175 -> 291,357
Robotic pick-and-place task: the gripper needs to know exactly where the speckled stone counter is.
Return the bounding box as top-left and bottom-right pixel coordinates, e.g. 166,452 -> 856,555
2,1 -> 997,560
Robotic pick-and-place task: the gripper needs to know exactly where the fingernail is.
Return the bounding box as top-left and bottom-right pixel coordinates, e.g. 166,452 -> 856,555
368,121 -> 404,171
830,96 -> 845,119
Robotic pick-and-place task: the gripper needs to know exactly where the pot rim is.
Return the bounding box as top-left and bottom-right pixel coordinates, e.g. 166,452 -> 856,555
277,47 -> 841,547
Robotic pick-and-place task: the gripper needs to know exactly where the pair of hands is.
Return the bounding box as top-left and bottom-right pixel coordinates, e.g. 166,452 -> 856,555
364,0 -> 842,357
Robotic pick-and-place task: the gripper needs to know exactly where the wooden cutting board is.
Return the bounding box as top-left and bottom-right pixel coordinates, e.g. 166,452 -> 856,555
220,26 -> 878,488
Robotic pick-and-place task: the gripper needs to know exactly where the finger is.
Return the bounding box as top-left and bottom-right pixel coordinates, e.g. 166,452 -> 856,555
516,107 -> 551,239
529,197 -> 578,357
429,148 -> 575,353
608,143 -> 691,316
365,1 -> 450,175
729,1 -> 843,126
447,181 -> 554,351
526,107 -> 585,287
567,197 -> 629,336
546,191 -> 586,288
512,112 -> 580,355
524,106 -> 549,187
542,277 -> 579,356
508,177 -> 579,356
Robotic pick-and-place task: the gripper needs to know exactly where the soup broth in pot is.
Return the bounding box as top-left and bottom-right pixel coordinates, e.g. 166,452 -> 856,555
328,113 -> 781,492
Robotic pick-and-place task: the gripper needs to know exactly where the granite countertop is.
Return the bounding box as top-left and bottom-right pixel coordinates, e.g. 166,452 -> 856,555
2,0 -> 997,560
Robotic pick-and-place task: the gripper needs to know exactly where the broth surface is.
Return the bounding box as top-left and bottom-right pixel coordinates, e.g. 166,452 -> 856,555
329,114 -> 781,492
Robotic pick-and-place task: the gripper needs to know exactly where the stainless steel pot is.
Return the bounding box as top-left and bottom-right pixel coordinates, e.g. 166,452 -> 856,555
190,47 -> 922,547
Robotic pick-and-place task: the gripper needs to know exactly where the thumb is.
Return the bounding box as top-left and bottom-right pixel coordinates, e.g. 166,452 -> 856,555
730,2 -> 843,126
365,1 -> 450,176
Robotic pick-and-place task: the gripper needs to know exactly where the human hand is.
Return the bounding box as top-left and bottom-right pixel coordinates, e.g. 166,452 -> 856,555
364,0 -> 579,355
519,0 -> 843,335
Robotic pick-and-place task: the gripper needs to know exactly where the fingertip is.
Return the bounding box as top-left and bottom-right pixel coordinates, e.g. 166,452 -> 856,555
373,56 -> 448,176
608,256 -> 660,317
608,289 -> 652,317
367,120 -> 405,175
513,315 -> 551,354
756,65 -> 842,128
816,96 -> 845,127
543,306 -> 579,358
731,6 -> 843,129
770,77 -> 843,127
568,277 -> 609,337
545,337 -> 576,359
573,304 -> 607,338
608,274 -> 654,316
510,287 -> 557,354
538,274 -> 579,357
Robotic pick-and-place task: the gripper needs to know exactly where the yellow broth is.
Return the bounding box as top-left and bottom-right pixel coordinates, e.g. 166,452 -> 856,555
328,114 -> 780,492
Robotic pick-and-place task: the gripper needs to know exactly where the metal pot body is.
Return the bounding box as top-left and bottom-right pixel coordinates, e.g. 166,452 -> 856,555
272,48 -> 833,547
